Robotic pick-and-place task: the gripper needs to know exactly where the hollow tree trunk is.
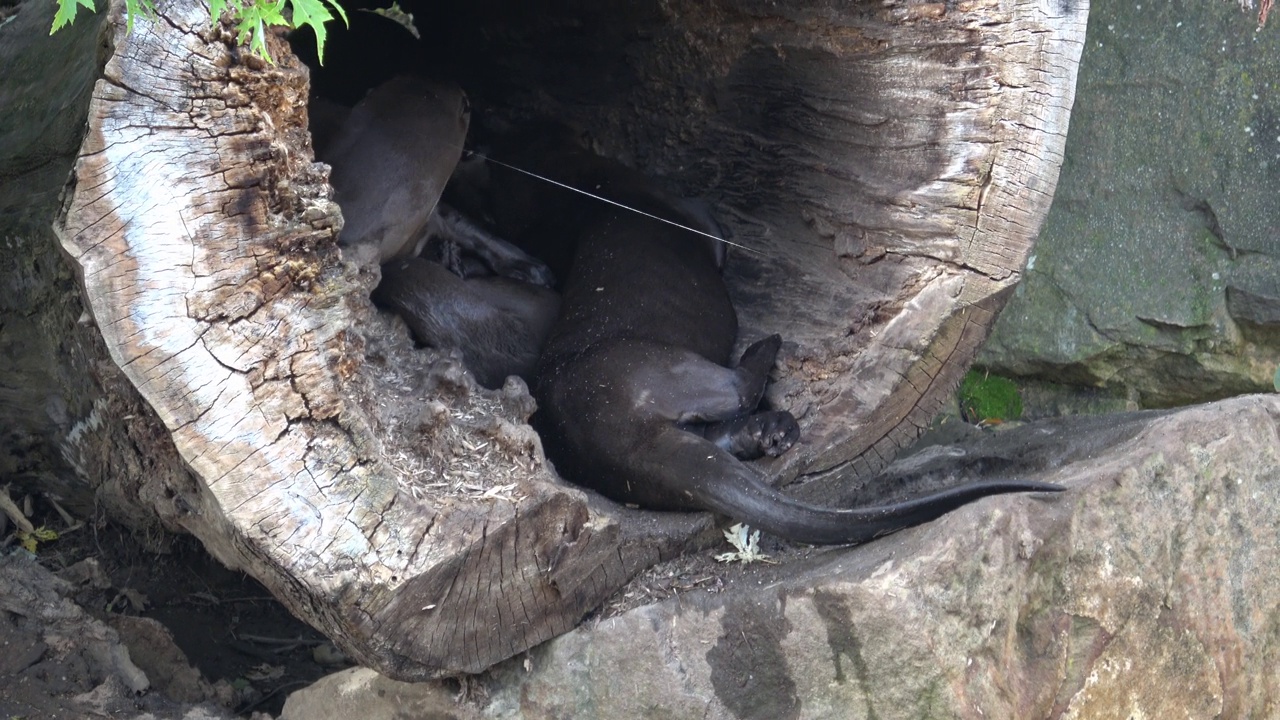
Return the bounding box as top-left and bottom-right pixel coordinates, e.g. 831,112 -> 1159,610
1,0 -> 1086,680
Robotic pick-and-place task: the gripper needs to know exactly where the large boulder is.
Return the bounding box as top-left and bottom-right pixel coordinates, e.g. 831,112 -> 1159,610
979,0 -> 1280,408
282,394 -> 1280,718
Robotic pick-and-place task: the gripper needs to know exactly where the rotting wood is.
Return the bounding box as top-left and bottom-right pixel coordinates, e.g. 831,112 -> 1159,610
8,0 -> 1087,680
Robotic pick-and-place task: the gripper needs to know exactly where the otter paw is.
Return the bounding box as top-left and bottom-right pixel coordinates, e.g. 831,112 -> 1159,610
712,410 -> 799,460
437,238 -> 467,277
746,410 -> 800,458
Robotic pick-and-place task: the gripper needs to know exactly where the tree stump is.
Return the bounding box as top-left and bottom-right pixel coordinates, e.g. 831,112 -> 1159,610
1,0 -> 1086,679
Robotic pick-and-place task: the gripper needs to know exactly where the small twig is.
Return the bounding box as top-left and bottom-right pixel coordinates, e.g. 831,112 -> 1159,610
0,485 -> 35,534
234,680 -> 313,716
238,633 -> 325,648
217,595 -> 283,604
44,494 -> 84,533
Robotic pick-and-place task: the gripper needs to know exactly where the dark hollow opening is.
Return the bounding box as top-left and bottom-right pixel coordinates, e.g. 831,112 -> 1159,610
292,0 -> 893,333
289,0 -> 985,495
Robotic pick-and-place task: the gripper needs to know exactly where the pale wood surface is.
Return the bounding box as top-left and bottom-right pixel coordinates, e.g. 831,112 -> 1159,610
29,0 -> 1087,679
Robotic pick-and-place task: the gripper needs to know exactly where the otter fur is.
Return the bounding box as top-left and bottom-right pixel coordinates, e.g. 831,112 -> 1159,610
316,76 -> 558,388
531,156 -> 1062,545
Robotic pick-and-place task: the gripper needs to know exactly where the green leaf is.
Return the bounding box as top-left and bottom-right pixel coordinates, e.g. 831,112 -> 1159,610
53,0 -> 154,35
49,0 -> 96,34
322,0 -> 347,27
288,0 -> 336,64
208,0 -> 230,27
365,3 -> 416,38
50,0 -> 349,71
234,0 -> 289,64
121,0 -> 156,33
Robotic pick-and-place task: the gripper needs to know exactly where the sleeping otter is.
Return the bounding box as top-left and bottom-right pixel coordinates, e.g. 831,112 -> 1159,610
372,255 -> 558,389
316,77 -> 558,389
529,153 -> 1063,545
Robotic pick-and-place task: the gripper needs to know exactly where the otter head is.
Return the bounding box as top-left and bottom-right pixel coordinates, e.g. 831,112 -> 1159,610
322,76 -> 471,269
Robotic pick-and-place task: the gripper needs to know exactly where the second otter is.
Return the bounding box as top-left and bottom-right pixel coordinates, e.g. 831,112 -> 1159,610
528,152 -> 1063,545
317,77 -> 558,389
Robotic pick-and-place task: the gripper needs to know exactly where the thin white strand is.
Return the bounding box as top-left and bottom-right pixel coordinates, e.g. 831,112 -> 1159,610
464,150 -> 763,255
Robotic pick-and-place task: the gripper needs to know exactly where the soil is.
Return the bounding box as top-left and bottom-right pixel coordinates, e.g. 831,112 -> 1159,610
0,496 -> 345,719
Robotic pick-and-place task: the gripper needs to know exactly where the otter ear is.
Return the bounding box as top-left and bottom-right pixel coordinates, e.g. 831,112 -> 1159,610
672,196 -> 729,270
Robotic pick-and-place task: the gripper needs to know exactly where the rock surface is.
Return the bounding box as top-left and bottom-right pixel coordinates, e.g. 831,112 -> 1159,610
281,394 -> 1280,719
979,0 -> 1280,407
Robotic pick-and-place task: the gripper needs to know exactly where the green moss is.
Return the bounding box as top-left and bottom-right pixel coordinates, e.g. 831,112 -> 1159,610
958,371 -> 1024,424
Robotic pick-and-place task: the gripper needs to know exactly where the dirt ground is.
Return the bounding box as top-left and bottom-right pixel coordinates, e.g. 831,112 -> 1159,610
0,497 -> 345,719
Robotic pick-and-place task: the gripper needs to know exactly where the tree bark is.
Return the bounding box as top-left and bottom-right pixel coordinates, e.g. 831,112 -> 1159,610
0,0 -> 1086,679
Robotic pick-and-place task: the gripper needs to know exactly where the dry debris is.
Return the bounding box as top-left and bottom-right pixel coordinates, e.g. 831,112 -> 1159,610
349,306 -> 549,508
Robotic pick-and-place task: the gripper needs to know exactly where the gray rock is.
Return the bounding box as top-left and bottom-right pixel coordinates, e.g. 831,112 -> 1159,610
979,0 -> 1280,407
281,668 -> 477,720
282,394 -> 1280,719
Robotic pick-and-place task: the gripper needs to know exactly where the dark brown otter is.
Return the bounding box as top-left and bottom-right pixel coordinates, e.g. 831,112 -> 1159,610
323,76 -> 469,267
531,156 -> 1063,545
372,256 -> 559,389
316,76 -> 558,388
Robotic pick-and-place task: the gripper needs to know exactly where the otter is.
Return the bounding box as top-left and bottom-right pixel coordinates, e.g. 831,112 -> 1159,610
317,76 -> 557,387
320,76 -> 551,285
322,75 -> 467,267
531,156 -> 1063,545
372,255 -> 559,389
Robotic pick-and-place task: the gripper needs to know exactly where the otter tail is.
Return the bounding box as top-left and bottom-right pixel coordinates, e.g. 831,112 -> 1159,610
656,429 -> 1063,546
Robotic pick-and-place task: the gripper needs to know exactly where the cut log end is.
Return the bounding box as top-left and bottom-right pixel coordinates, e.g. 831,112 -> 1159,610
47,0 -> 1087,679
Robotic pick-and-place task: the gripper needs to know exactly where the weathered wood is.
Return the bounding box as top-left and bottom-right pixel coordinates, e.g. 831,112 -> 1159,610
41,0 -> 714,680
0,0 -> 193,546
2,0 -> 1086,682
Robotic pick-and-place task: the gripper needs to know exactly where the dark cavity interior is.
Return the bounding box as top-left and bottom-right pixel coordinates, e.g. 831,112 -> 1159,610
288,0 -> 937,348
290,0 -> 969,492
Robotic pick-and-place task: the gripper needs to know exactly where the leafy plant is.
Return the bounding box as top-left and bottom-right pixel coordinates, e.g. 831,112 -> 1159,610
16,526 -> 59,553
50,0 -> 348,64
